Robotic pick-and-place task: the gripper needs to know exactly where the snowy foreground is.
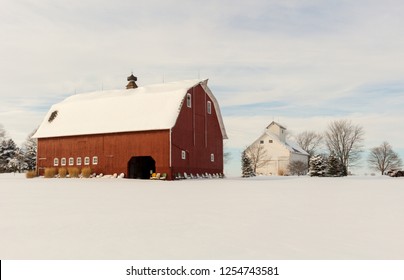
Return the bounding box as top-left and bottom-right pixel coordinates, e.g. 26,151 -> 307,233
0,173 -> 403,260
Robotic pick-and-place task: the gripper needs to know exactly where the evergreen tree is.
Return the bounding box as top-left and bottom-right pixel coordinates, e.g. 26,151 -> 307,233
241,151 -> 255,177
308,154 -> 327,177
0,141 -> 5,172
8,147 -> 25,173
340,163 -> 348,176
0,140 -> 9,172
22,130 -> 37,171
327,153 -> 342,177
0,139 -> 18,172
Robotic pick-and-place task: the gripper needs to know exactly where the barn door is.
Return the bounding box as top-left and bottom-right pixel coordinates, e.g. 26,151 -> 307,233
127,156 -> 156,179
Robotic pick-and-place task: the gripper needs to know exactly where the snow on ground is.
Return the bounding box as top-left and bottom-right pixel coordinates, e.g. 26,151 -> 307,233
0,173 -> 403,260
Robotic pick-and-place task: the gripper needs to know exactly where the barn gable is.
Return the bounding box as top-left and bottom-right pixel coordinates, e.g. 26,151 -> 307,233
33,79 -> 227,139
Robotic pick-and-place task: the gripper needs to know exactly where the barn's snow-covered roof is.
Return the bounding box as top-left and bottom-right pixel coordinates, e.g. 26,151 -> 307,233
33,79 -> 227,139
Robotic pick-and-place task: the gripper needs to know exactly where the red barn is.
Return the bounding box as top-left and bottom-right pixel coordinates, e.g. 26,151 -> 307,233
33,76 -> 228,180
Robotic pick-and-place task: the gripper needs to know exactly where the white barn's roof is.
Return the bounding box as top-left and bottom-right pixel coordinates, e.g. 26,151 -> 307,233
33,79 -> 227,139
264,131 -> 309,156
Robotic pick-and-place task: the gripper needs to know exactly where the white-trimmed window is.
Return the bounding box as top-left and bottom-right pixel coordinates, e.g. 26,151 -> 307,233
76,157 -> 82,166
207,101 -> 212,114
84,157 -> 90,165
54,158 -> 59,166
181,150 -> 186,160
260,140 -> 264,144
186,93 -> 192,108
211,153 -> 215,162
61,158 -> 66,166
269,140 -> 273,143
69,157 -> 74,166
92,156 -> 98,165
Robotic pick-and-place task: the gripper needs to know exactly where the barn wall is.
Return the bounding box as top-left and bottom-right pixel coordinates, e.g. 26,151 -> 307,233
37,130 -> 171,178
171,84 -> 224,177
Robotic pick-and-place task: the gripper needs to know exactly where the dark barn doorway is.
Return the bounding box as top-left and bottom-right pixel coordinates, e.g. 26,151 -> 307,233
128,156 -> 156,179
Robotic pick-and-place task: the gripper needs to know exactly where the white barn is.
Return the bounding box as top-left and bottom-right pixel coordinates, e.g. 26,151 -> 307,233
247,121 -> 309,176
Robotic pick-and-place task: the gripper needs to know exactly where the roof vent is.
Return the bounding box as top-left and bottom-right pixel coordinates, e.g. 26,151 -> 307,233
126,73 -> 138,89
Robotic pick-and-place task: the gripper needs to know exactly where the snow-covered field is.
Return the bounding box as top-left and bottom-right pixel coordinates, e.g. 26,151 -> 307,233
0,173 -> 403,260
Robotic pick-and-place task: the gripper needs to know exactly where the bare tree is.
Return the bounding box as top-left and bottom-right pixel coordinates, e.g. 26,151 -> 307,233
294,131 -> 323,157
368,142 -> 402,175
223,142 -> 232,164
223,151 -> 231,164
288,160 -> 308,176
244,143 -> 269,174
0,124 -> 6,141
325,119 -> 364,172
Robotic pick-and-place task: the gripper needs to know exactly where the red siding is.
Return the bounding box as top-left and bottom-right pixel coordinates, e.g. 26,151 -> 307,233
37,130 -> 171,178
36,84 -> 225,180
171,84 -> 224,177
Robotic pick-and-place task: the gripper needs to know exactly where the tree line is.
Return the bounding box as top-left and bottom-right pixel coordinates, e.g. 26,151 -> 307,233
0,124 -> 37,173
242,119 -> 402,177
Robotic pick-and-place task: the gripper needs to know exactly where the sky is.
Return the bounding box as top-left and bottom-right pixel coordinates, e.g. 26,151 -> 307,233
1,0 -> 404,175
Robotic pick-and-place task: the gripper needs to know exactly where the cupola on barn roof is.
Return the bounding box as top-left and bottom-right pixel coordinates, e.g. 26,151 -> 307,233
126,73 -> 138,89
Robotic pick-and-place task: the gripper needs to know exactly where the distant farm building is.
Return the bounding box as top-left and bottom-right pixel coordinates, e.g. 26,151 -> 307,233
33,75 -> 228,180
246,121 -> 309,175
